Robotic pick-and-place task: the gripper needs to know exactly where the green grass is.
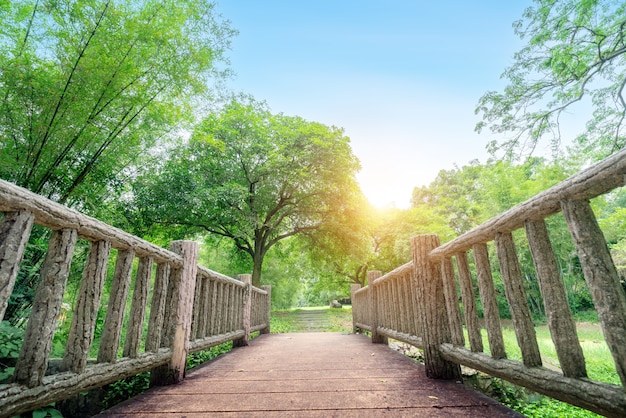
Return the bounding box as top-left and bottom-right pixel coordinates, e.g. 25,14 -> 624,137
270,306 -> 353,333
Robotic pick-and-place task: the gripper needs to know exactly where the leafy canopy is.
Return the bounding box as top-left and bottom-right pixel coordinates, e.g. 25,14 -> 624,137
476,0 -> 626,159
134,97 -> 361,286
0,0 -> 234,208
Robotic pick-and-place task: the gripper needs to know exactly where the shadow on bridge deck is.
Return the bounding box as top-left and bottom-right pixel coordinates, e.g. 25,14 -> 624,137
99,333 -> 521,417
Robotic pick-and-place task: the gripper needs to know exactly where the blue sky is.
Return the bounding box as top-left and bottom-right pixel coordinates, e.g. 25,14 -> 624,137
214,1 -> 533,208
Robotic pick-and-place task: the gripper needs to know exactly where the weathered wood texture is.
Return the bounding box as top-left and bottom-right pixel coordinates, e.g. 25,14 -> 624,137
349,151 -> 626,417
561,199 -> 626,386
440,344 -> 626,418
524,219 -> 586,378
101,333 -> 521,418
430,146 -> 626,260
233,274 -> 252,347
124,256 -> 153,358
472,243 -> 506,360
98,249 -> 135,363
150,241 -> 198,386
62,240 -> 111,373
0,180 -> 272,418
0,179 -> 181,265
456,251 -> 483,353
494,232 -> 542,368
412,235 -> 461,380
0,210 -> 34,320
14,229 -> 77,387
441,257 -> 464,346
368,270 -> 386,343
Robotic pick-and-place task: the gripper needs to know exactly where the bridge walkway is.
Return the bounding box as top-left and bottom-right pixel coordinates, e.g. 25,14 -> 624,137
100,333 -> 521,417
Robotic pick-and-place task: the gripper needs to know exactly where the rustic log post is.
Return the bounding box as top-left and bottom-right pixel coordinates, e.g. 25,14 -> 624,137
14,229 -> 77,387
561,199 -> 626,386
412,235 -> 461,380
62,240 -> 111,373
494,232 -> 542,368
124,256 -> 153,358
261,284 -> 271,334
368,270 -> 387,344
350,283 -> 361,332
208,280 -> 218,336
233,274 -> 252,347
472,243 -> 506,360
455,251 -> 483,353
150,240 -> 198,386
145,262 -> 170,352
0,211 -> 35,320
440,257 -> 464,346
191,272 -> 204,340
98,249 -> 135,363
525,220 -> 586,378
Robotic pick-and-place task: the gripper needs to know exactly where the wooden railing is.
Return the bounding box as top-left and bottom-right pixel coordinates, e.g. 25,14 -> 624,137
352,148 -> 626,417
0,180 -> 271,418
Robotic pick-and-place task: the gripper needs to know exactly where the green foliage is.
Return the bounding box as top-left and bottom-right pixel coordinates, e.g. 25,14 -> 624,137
475,0 -> 626,158
270,307 -> 353,333
133,96 -> 362,287
0,320 -> 23,382
102,372 -> 150,410
0,0 -> 235,207
186,342 -> 233,370
32,405 -> 64,418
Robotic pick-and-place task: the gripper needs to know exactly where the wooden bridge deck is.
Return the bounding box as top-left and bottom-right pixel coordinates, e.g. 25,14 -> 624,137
100,333 -> 521,417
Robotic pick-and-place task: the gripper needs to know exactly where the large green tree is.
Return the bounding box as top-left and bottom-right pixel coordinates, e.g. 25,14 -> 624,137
0,0 -> 234,208
134,98 -> 362,286
476,0 -> 626,159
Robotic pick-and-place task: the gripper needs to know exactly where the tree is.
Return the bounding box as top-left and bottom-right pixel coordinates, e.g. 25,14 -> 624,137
476,0 -> 626,159
134,98 -> 362,286
0,0 -> 234,208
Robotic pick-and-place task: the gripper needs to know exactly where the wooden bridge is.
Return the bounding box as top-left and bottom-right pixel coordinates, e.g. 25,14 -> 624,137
100,332 -> 520,417
1,148 -> 626,417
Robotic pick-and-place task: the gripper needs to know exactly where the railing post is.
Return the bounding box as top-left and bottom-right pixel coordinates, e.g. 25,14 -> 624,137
350,283 -> 361,332
411,235 -> 461,380
368,270 -> 387,344
150,240 -> 198,386
562,199 -> 626,386
233,274 -> 252,347
261,284 -> 271,334
0,210 -> 35,320
14,229 -> 77,387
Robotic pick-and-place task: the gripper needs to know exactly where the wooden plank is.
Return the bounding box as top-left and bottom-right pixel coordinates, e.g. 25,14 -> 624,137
101,333 -> 520,417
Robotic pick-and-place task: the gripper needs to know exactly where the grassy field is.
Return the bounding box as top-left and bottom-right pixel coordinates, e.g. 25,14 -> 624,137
270,308 -> 616,417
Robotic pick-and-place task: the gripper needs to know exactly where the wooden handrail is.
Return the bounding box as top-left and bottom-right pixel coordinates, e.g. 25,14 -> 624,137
0,180 -> 271,418
352,149 -> 626,417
